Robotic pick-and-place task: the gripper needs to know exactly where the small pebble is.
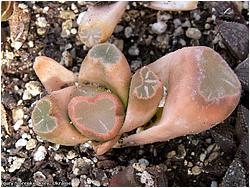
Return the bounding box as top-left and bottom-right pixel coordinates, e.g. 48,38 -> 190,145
131,60 -> 142,72
167,150 -> 176,159
48,143 -> 60,151
1,166 -> 5,172
36,17 -> 47,28
206,138 -> 212,144
199,153 -> 206,162
60,10 -> 76,20
132,158 -> 149,172
62,20 -> 73,30
182,19 -> 191,28
54,153 -> 64,161
61,51 -> 73,67
208,152 -> 219,162
173,18 -> 182,28
124,26 -> 133,38
157,13 -> 172,22
207,144 -> 216,154
28,41 -> 34,48
67,151 -> 77,160
71,28 -> 77,35
13,119 -> 23,131
33,171 -> 46,184
191,166 -> 202,175
8,158 -> 25,172
25,81 -> 42,97
23,90 -> 31,100
37,28 -> 46,35
192,11 -> 201,21
138,171 -> 154,186
71,3 -> 78,11
21,132 -> 30,138
12,41 -> 23,50
91,180 -> 101,187
151,22 -> 167,34
61,29 -> 70,38
186,28 -> 202,40
128,45 -> 140,56
179,38 -> 186,46
34,146 -> 47,161
5,51 -> 14,60
15,138 -> 27,148
71,178 -> 80,187
177,144 -> 186,158
114,25 -> 124,33
86,178 -> 92,185
205,23 -> 210,29
43,6 -> 49,13
188,162 -> 193,167
18,3 -> 28,10
26,139 -> 37,150
12,108 -> 24,123
174,26 -> 184,36
72,158 -> 92,175
243,1 -> 249,9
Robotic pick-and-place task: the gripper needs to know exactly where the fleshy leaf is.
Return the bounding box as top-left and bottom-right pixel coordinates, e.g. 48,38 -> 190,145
78,1 -> 128,47
79,43 -> 131,106
146,1 -> 198,11
68,93 -> 125,141
32,86 -> 89,146
32,99 -> 56,133
121,66 -> 163,133
116,46 -> 241,147
34,56 -> 77,93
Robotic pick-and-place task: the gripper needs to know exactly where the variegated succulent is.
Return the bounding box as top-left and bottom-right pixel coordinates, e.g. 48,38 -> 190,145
32,42 -> 241,155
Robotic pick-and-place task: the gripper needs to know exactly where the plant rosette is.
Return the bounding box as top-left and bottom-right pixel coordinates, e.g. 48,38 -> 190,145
32,43 -> 241,155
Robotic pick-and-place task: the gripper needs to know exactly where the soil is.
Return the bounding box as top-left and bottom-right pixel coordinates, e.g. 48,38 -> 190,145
1,1 -> 249,187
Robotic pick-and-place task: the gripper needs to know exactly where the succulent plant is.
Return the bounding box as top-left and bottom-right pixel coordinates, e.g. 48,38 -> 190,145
114,46 -> 241,148
78,1 -> 128,47
145,1 -> 198,11
32,42 -> 241,155
32,43 -> 128,144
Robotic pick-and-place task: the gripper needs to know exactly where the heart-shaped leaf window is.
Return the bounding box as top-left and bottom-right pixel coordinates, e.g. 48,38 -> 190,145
68,93 -> 124,141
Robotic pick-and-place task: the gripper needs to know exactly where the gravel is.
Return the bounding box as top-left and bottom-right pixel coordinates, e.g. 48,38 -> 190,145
33,146 -> 47,161
128,45 -> 140,56
8,158 -> 25,173
26,139 -> 37,150
186,28 -> 202,39
191,166 -> 202,175
124,26 -> 133,38
151,21 -> 167,34
15,138 -> 28,148
12,108 -> 24,123
71,178 -> 80,187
